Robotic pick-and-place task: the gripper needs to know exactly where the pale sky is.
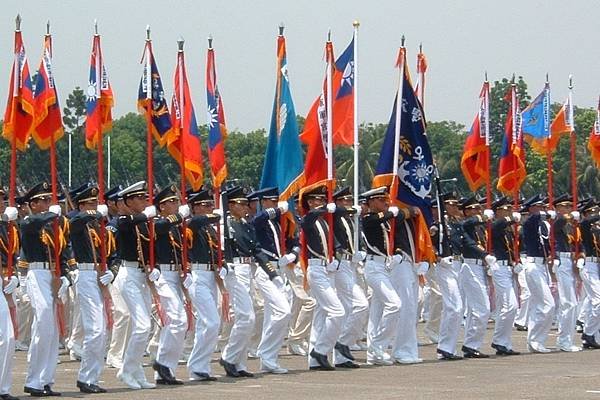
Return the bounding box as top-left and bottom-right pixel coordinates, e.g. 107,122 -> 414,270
1,0 -> 598,133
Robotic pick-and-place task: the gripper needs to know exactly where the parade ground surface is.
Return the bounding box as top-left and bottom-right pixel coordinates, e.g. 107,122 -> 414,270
10,324 -> 600,400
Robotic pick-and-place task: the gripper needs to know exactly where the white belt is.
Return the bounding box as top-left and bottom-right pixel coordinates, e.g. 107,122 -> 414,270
366,255 -> 388,264
496,260 -> 511,266
233,257 -> 253,264
463,258 -> 484,266
77,263 -> 96,271
557,252 -> 572,259
585,256 -> 600,263
308,258 -> 327,266
29,262 -> 51,270
337,253 -> 353,261
191,263 -> 215,271
527,256 -> 545,264
122,260 -> 145,270
159,263 -> 181,272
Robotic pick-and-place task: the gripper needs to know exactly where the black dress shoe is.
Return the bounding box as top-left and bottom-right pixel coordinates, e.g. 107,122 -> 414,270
462,345 -> 490,359
23,387 -> 48,397
237,370 -> 254,378
1,394 -> 20,400
153,361 -> 184,385
219,358 -> 240,377
576,320 -> 584,333
191,372 -> 218,381
42,386 -> 60,397
491,343 -> 520,356
77,381 -> 101,394
514,323 -> 528,332
436,349 -> 463,361
90,385 -> 106,394
309,349 -> 335,371
334,342 -> 355,361
582,334 -> 600,349
335,361 -> 360,369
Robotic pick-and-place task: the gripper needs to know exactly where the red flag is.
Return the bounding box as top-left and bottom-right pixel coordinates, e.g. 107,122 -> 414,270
85,34 -> 114,149
461,82 -> 490,191
497,85 -> 526,195
168,47 -> 203,191
206,45 -> 228,189
3,29 -> 35,151
33,34 -> 64,149
588,98 -> 600,167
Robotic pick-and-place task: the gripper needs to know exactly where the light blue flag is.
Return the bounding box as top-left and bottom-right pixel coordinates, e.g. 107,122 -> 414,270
521,84 -> 550,154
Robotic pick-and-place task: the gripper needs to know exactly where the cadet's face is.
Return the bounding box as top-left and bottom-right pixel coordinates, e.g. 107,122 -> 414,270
160,198 -> 179,215
127,195 -> 148,213
337,198 -> 353,208
556,204 -> 571,215
262,199 -> 278,209
116,199 -> 130,215
30,196 -> 51,213
80,199 -> 98,211
496,207 -> 512,219
308,197 -> 325,210
193,201 -> 214,216
368,197 -> 387,213
230,201 -> 249,218
464,206 -> 481,217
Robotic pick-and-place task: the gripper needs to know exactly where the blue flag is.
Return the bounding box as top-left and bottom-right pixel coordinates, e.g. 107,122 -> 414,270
521,84 -> 550,155
260,35 -> 304,200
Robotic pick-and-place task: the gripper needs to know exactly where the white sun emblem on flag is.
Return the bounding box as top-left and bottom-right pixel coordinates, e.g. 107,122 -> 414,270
207,105 -> 218,128
341,61 -> 353,87
86,81 -> 98,101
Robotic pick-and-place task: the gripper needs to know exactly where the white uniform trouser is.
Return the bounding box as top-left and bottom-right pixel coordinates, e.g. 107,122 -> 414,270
25,269 -> 59,390
524,260 -> 555,346
578,293 -> 590,324
222,263 -> 255,371
155,270 -> 188,370
115,267 -> 152,381
435,259 -> 463,354
254,267 -> 291,367
424,268 -> 443,340
334,260 -> 369,364
0,292 -> 15,395
555,258 -> 578,347
580,262 -> 600,337
391,261 -> 420,360
68,280 -> 84,352
514,268 -> 530,326
16,269 -> 33,346
106,271 -> 130,367
307,265 -> 345,367
491,264 -> 518,349
460,262 -> 490,350
76,271 -> 107,384
285,265 -> 315,345
364,259 -> 401,353
187,269 -> 220,376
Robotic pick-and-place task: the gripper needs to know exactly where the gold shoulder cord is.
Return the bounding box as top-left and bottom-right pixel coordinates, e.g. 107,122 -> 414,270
135,225 -> 148,268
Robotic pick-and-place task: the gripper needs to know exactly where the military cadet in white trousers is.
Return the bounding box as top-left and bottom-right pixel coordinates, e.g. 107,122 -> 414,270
551,194 -> 582,352
152,185 -> 192,385
186,189 -> 223,381
489,197 -> 521,356
114,181 -> 159,389
69,185 -> 114,393
300,185 -> 345,371
0,195 -> 19,400
22,182 -> 70,397
521,195 -> 555,353
361,187 -> 400,366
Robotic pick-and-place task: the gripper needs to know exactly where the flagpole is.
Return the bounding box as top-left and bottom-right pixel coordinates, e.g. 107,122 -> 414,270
483,73 -> 492,253
545,74 -> 555,262
144,25 -> 156,277
326,30 -> 334,262
107,135 -> 111,187
352,20 -> 360,252
276,24 -> 289,256
568,75 -> 579,256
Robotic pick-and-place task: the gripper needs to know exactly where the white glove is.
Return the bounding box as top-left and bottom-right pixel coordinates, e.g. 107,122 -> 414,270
576,258 -> 585,269
148,268 -> 161,282
539,210 -> 547,219
326,260 -> 340,272
3,276 -> 18,294
388,206 -> 399,217
212,208 -> 223,217
352,251 -> 367,263
272,276 -> 285,289
69,268 -> 79,285
391,254 -> 404,264
2,206 -> 18,222
277,201 -> 289,214
99,270 -> 114,286
57,276 -> 70,300
571,211 -> 581,222
512,212 -> 522,223
178,204 -> 191,218
489,262 -> 500,273
352,205 -> 362,216
278,253 -> 296,267
183,273 -> 193,288
143,205 -> 157,219
513,263 -> 524,274
96,204 -> 109,218
441,256 -> 454,266
484,254 -> 497,266
416,262 -> 429,276
18,273 -> 27,288
326,203 -> 336,214
483,209 -> 495,221
49,204 -> 62,216
547,210 -> 557,220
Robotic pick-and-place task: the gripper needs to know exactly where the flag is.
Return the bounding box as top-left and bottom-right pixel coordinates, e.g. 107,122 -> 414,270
549,96 -> 574,153
588,98 -> 600,167
460,82 -> 490,191
137,39 -> 172,147
260,33 -> 305,200
206,46 -> 228,189
331,36 -> 354,146
3,29 -> 35,151
497,86 -> 526,195
85,34 -> 114,149
521,83 -> 550,155
32,34 -> 64,150
373,47 -> 435,263
414,51 -> 427,103
168,48 -> 203,191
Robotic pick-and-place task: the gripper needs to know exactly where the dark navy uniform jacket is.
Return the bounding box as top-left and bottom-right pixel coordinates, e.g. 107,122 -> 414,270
188,214 -> 221,267
522,213 -> 550,258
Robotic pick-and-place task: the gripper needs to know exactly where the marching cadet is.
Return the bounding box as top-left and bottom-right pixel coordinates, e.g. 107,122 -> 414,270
250,187 -> 293,374
331,187 -> 368,368
514,201 -> 531,332
552,194 -> 582,352
68,185 -> 113,393
300,185 -> 344,371
186,189 -> 223,381
521,195 -> 555,353
152,185 -> 192,385
422,198 -> 442,345
0,188 -> 19,400
489,196 -> 521,356
361,186 -> 399,366
114,181 -> 159,389
21,182 -> 70,397
577,199 -> 600,349
459,196 -> 495,358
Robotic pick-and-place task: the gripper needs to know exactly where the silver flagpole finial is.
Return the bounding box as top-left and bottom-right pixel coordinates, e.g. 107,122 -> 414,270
401,35 -> 406,47
353,20 -> 360,28
46,20 -> 51,36
177,37 -> 185,52
146,25 -> 151,41
327,28 -> 332,42
568,74 -> 573,89
94,19 -> 99,35
208,35 -> 213,49
546,72 -> 549,84
16,14 -> 21,31
484,71 -> 488,82
278,23 -> 284,36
